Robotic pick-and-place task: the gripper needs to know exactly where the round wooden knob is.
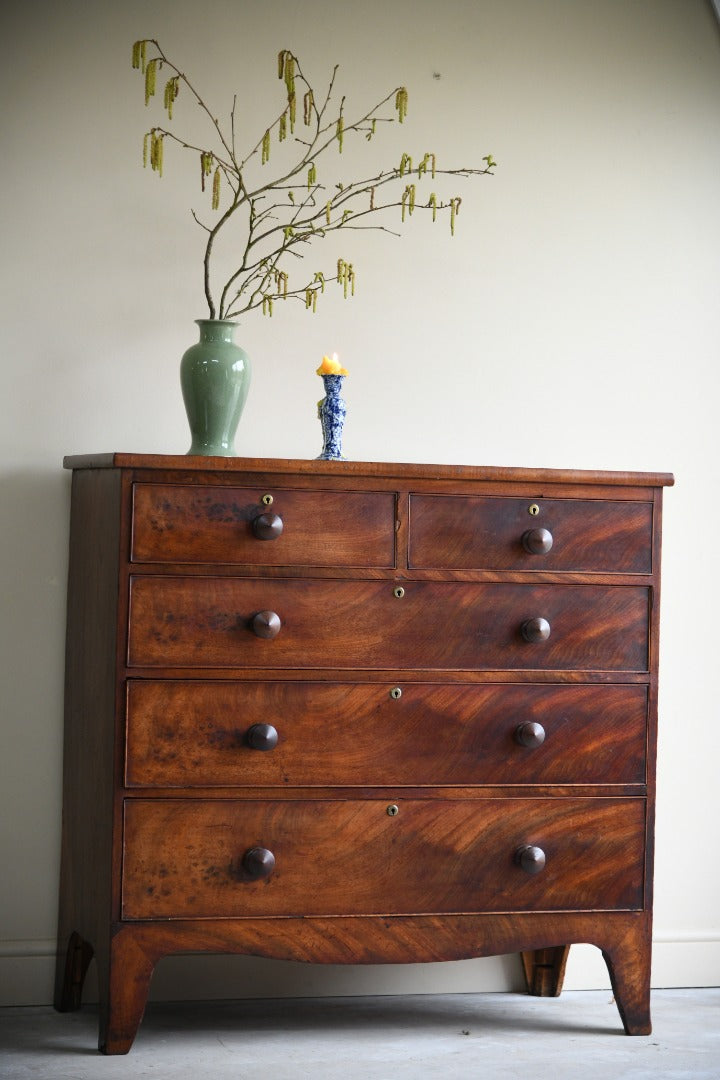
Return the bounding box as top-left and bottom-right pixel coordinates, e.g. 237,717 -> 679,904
242,846 -> 276,881
522,527 -> 553,555
521,617 -> 551,643
246,723 -> 279,751
515,845 -> 546,874
515,721 -> 546,748
251,610 -> 281,639
253,512 -> 284,540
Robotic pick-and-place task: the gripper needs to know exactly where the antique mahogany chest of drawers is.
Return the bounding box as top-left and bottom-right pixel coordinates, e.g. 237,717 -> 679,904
55,454 -> 673,1053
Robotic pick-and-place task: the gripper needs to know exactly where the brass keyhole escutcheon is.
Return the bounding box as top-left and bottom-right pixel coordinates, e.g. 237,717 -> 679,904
261,493 -> 274,506
390,687 -> 403,700
528,503 -> 540,516
393,586 -> 405,599
387,804 -> 399,817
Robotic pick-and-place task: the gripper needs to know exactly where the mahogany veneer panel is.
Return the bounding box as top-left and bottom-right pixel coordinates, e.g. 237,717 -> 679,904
125,680 -> 648,788
127,578 -> 649,672
121,797 -> 646,919
408,494 -> 653,573
63,453 -> 674,490
132,484 -> 396,567
56,454 -> 672,1052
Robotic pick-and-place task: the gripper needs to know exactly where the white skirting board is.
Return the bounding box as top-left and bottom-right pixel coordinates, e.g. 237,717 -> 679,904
2,936 -> 718,1008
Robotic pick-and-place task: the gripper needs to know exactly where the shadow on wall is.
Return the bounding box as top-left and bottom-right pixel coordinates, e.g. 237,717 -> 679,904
0,467 -> 73,914
0,463 -> 73,695
0,465 -> 73,652
77,949 -> 528,1006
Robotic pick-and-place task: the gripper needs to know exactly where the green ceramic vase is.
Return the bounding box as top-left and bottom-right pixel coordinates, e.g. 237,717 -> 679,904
180,319 -> 251,456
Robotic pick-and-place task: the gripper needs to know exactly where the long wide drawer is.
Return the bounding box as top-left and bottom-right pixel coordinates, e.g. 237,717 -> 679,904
408,494 -> 653,573
127,578 -> 650,671
125,681 -> 648,787
131,484 -> 396,568
121,797 -> 646,919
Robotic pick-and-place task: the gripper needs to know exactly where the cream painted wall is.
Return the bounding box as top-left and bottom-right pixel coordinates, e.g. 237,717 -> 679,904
1,0 -> 718,1007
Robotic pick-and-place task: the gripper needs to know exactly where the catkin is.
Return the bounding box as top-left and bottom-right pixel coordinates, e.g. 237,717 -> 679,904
336,115 -> 344,152
164,77 -> 179,120
132,40 -> 147,73
200,152 -> 213,191
212,167 -> 221,210
284,54 -> 295,96
145,59 -> 158,106
337,260 -> 355,299
395,87 -> 408,123
450,196 -> 461,236
262,129 -> 271,164
150,131 -> 164,176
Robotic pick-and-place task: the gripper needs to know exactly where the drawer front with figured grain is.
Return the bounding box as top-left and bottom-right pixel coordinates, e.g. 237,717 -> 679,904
125,680 -> 648,788
131,484 -> 396,567
127,577 -> 650,672
121,797 -> 646,919
408,494 -> 653,573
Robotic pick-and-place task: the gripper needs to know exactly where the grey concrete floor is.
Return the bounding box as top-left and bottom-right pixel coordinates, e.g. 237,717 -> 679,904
0,989 -> 717,1079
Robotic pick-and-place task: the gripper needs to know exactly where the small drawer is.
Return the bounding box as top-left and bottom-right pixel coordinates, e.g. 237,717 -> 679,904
131,484 -> 396,568
121,797 -> 646,919
127,577 -> 650,672
125,681 -> 648,788
408,494 -> 653,573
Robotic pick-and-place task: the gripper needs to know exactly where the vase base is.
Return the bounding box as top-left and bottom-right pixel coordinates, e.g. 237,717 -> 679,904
316,452 -> 347,461
187,447 -> 236,457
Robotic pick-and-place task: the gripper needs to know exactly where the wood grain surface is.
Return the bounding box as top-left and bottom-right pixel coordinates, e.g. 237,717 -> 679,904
125,680 -> 648,788
131,484 -> 396,567
408,493 -> 653,573
127,577 -> 650,672
121,796 -> 646,919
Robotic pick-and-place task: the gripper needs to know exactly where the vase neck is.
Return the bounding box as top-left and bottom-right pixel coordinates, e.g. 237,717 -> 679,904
322,374 -> 345,394
196,319 -> 238,344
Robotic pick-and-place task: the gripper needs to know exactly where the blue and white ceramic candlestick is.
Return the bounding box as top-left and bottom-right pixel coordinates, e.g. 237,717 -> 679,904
317,373 -> 347,460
